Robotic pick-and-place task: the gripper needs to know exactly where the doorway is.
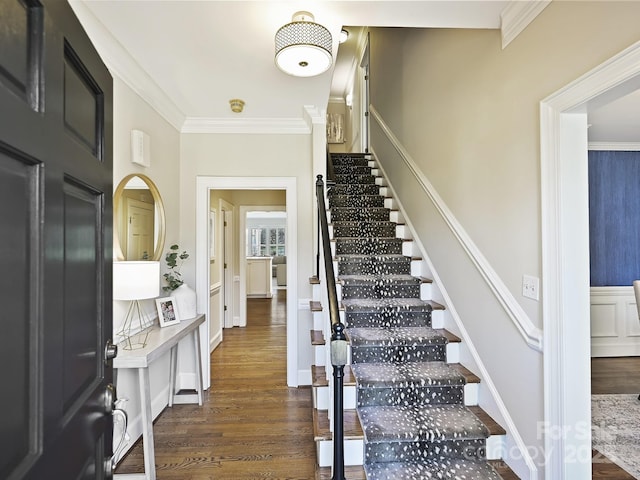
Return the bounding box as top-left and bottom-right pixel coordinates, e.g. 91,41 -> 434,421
540,40 -> 640,479
196,176 -> 299,388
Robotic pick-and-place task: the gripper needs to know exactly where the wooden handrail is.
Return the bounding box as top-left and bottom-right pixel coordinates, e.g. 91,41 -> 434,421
315,173 -> 346,480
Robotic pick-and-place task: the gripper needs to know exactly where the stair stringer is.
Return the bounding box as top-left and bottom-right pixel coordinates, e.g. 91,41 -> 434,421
370,151 -> 535,479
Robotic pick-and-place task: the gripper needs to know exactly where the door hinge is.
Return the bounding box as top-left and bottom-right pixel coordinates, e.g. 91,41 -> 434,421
364,111 -> 369,117
224,305 -> 227,311
224,263 -> 227,269
224,221 -> 227,227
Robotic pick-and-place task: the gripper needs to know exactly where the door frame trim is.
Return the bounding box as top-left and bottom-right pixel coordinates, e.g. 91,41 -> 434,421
196,176 -> 298,388
541,39 -> 640,479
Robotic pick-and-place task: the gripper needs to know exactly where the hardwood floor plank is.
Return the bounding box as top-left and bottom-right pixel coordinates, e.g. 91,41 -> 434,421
591,356 -> 640,479
116,290 -> 319,479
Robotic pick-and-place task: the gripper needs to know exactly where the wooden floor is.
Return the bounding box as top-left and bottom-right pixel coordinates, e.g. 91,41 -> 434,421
116,289 -> 319,479
591,356 -> 640,479
116,291 -> 640,479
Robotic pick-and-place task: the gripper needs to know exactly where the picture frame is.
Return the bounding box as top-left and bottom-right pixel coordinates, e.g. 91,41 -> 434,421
155,297 -> 180,327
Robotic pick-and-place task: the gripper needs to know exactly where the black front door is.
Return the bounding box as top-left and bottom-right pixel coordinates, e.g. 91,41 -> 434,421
0,0 -> 114,478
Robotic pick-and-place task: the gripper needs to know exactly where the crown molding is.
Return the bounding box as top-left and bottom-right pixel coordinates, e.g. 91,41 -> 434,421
588,142 -> 640,151
181,116 -> 310,134
303,105 -> 326,126
500,0 -> 551,49
69,1 -> 185,131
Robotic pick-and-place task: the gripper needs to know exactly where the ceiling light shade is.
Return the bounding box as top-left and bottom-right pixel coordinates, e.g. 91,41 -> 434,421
275,11 -> 332,77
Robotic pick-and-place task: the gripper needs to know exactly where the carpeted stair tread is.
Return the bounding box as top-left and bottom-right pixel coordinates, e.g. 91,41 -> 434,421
333,165 -> 371,175
330,207 -> 390,222
339,274 -> 422,285
335,173 -> 377,184
337,255 -> 412,276
336,254 -> 410,262
330,184 -> 380,196
351,361 -> 466,388
364,459 -> 503,480
329,194 -> 385,208
347,326 -> 448,347
358,404 -> 490,443
342,297 -> 435,312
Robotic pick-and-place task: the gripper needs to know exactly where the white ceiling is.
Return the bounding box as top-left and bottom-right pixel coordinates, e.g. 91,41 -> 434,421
70,0 -> 639,143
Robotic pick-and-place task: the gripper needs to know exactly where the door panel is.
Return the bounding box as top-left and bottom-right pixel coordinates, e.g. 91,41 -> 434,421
0,146 -> 41,480
0,0 -> 113,478
0,0 -> 43,111
62,180 -> 102,413
63,41 -> 102,157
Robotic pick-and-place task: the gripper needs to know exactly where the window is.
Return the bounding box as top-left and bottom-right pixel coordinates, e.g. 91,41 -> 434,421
248,227 -> 285,257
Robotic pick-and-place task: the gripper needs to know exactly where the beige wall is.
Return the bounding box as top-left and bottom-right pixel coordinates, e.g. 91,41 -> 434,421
368,3 -> 640,476
180,133 -> 315,373
180,134 -> 313,291
112,77 -> 182,461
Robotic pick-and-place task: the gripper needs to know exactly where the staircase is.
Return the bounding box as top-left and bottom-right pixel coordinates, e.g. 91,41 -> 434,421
312,153 -> 517,479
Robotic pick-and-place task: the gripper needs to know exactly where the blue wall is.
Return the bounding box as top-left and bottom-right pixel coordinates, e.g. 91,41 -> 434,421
589,150 -> 640,286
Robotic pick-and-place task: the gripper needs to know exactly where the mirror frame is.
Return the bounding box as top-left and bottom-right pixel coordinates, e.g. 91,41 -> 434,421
113,173 -> 166,261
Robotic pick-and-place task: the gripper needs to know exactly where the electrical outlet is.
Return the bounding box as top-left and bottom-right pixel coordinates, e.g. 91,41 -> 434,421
522,275 -> 540,301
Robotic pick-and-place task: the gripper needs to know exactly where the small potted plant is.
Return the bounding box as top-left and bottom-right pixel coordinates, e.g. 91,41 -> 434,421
162,244 -> 197,319
163,244 -> 189,292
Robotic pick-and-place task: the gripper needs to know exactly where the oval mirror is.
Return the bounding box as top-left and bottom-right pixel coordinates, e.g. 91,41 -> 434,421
113,174 -> 166,261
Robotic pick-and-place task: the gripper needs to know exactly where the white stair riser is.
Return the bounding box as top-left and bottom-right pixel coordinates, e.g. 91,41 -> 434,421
314,386 -> 330,410
446,342 -> 460,363
313,385 -> 356,410
316,439 -> 364,467
389,210 -> 404,224
396,224 -> 409,239
313,313 -> 324,331
410,260 -> 422,277
431,310 -> 444,329
486,435 -> 505,460
313,345 -> 326,367
420,282 -> 432,300
464,383 -> 479,406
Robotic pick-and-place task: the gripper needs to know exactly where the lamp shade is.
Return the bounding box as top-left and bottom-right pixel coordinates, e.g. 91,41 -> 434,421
275,11 -> 332,77
113,261 -> 160,300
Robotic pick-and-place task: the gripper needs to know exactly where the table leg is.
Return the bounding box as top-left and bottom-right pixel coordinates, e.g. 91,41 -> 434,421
194,326 -> 203,406
168,345 -> 178,407
138,367 -> 156,480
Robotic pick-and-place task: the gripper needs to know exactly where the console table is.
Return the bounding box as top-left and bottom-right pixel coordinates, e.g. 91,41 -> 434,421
114,314 -> 205,480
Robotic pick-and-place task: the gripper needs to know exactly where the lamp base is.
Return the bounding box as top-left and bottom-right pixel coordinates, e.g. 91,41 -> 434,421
116,300 -> 153,350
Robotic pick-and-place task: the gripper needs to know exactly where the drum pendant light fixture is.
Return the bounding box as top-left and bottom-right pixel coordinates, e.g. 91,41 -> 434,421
275,11 -> 332,77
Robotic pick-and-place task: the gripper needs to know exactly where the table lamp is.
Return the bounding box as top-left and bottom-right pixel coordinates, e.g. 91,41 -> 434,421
113,261 -> 160,349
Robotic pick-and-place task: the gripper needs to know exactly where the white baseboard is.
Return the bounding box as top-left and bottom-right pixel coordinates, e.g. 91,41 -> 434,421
210,329 -> 222,353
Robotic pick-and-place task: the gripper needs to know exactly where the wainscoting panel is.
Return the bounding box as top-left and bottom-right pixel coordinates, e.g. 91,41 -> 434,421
591,286 -> 640,356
